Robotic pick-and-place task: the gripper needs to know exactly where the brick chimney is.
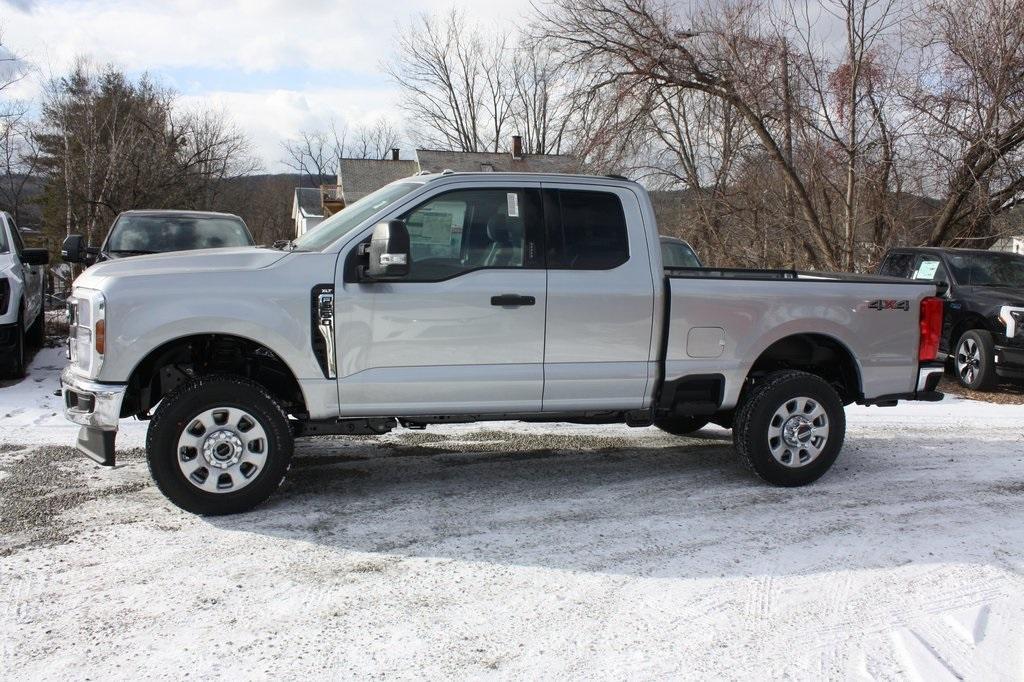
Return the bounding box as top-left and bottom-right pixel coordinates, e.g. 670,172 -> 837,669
391,148 -> 400,161
511,135 -> 524,160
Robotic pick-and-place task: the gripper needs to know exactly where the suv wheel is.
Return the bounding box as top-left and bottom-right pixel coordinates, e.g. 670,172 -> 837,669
146,375 -> 294,515
654,415 -> 710,436
733,370 -> 846,486
0,311 -> 26,380
955,330 -> 996,391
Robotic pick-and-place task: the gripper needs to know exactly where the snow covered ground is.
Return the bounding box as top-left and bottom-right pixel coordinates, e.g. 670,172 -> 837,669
1,346 -> 1023,679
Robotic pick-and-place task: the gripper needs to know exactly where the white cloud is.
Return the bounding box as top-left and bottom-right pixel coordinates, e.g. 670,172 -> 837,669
1,0 -> 536,170
178,86 -> 402,171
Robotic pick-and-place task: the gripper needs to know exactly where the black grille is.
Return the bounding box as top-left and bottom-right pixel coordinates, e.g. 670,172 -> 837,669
0,278 -> 8,316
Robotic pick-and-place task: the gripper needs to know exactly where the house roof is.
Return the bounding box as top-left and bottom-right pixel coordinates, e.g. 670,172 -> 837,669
293,188 -> 323,218
415,149 -> 579,175
338,158 -> 419,202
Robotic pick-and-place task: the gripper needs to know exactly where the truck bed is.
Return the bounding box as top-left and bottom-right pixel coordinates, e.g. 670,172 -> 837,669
660,272 -> 940,412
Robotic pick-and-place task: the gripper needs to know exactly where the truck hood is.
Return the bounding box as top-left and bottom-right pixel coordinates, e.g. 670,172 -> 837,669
960,285 -> 1024,307
75,246 -> 289,288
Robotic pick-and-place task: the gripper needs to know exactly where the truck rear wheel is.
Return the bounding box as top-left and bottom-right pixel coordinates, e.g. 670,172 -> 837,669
654,416 -> 710,436
733,370 -> 845,487
146,375 -> 294,515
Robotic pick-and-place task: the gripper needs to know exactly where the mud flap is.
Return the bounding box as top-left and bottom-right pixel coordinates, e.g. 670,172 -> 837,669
77,426 -> 116,466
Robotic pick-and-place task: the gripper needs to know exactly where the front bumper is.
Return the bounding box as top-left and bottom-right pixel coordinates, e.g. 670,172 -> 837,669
61,367 -> 126,466
994,344 -> 1024,379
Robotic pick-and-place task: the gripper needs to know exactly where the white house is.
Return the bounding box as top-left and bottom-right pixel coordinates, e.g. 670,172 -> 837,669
292,187 -> 324,237
991,235 -> 1024,254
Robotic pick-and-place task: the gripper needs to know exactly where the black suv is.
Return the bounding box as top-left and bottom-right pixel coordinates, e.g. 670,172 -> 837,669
61,210 -> 254,265
879,247 -> 1024,390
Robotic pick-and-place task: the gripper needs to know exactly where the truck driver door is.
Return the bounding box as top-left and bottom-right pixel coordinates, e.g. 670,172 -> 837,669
335,182 -> 547,416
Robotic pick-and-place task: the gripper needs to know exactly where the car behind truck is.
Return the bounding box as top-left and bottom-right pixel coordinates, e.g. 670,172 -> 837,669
61,173 -> 944,514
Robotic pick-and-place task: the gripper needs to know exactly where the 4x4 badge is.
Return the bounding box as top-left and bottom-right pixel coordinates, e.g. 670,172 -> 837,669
868,299 -> 910,311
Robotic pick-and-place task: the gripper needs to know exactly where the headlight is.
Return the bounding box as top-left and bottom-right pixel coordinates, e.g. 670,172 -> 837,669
68,288 -> 106,377
998,306 -> 1024,338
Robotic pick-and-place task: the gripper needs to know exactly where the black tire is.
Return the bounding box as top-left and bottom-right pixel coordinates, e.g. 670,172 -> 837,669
26,305 -> 45,348
146,375 -> 294,515
0,311 -> 26,380
733,370 -> 846,487
655,415 -> 711,436
954,329 -> 996,391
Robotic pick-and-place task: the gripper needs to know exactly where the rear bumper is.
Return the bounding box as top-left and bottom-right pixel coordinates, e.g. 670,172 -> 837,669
994,344 -> 1024,378
60,367 -> 126,466
860,363 -> 945,406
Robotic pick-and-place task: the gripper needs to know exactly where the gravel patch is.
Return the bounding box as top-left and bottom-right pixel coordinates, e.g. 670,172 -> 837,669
0,446 -> 147,555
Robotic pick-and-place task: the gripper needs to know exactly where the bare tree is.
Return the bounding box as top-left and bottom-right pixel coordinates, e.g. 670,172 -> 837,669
37,60 -> 259,246
0,109 -> 41,224
387,9 -> 512,152
280,119 -> 347,186
906,0 -> 1024,246
348,117 -> 402,159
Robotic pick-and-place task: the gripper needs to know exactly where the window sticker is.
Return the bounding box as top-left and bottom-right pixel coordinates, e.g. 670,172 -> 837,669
507,192 -> 519,218
915,260 -> 940,280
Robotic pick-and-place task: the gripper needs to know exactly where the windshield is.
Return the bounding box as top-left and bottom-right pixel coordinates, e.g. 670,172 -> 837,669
292,181 -> 423,251
661,239 -> 701,267
946,252 -> 1024,288
107,214 -> 253,254
0,223 -> 7,253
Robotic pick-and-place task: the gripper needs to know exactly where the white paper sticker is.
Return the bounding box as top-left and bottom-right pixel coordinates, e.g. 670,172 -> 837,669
507,192 -> 519,218
915,261 -> 939,280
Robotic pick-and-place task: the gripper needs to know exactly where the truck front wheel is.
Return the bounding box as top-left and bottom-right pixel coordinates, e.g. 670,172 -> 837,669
146,375 -> 294,515
954,330 -> 996,390
733,371 -> 845,487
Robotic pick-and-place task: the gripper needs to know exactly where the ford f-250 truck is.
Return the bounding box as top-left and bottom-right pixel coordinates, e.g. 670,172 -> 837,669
61,173 -> 945,515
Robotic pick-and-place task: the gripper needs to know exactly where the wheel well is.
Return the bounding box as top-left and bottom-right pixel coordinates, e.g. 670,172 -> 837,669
949,315 -> 988,348
748,334 -> 861,404
122,334 -> 307,419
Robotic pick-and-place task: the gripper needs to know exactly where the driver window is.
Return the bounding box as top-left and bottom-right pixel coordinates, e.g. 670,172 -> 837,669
399,188 -> 541,281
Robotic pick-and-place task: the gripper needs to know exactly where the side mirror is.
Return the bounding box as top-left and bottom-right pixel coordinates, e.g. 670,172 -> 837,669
61,235 -> 86,263
21,247 -> 50,267
364,220 -> 411,280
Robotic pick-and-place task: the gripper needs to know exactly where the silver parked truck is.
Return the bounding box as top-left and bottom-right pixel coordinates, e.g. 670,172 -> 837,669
61,173 -> 946,515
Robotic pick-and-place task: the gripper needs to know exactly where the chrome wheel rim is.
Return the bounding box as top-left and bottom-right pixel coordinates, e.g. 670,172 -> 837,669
767,396 -> 829,468
956,337 -> 981,385
176,407 -> 268,493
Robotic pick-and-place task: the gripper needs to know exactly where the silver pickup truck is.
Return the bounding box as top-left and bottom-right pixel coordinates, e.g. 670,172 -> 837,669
61,173 -> 945,514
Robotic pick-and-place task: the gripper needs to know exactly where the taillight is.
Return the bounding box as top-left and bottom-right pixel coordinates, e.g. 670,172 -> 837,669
919,297 -> 943,361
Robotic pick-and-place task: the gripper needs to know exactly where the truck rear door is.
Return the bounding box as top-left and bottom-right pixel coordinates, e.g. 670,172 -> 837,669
540,184 -> 658,411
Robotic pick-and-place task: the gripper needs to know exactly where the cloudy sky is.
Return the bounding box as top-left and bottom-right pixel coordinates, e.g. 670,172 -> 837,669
1,0 -> 536,171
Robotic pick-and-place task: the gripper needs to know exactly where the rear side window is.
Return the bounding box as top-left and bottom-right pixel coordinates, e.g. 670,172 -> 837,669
547,190 -> 629,270
879,253 -> 914,278
912,255 -> 944,281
